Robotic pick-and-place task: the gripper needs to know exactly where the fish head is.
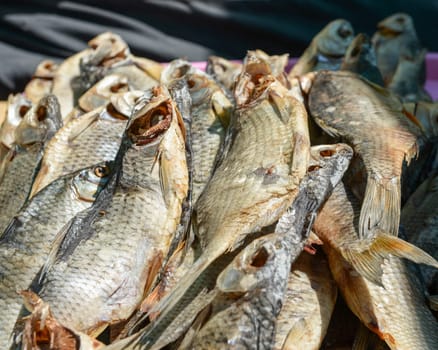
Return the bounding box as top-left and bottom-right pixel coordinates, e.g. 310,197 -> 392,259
234,52 -> 275,106
87,32 -> 130,67
32,60 -> 58,79
126,86 -> 175,147
71,161 -> 114,202
161,59 -> 193,86
217,234 -> 284,294
14,94 -> 62,147
316,19 -> 354,58
0,94 -> 32,148
376,13 -> 415,36
79,74 -> 130,112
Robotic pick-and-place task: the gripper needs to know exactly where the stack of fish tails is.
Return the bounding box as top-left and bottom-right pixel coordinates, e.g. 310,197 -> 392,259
0,11 -> 437,350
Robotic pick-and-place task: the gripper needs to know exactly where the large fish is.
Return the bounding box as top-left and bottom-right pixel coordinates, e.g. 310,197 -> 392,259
24,60 -> 58,104
103,142 -> 352,350
0,95 -> 62,234
36,85 -> 188,335
288,19 -> 354,77
306,69 -> 421,238
0,160 -> 113,349
371,13 -> 424,86
313,182 -> 438,349
29,91 -> 141,197
341,33 -> 384,86
273,249 -> 337,350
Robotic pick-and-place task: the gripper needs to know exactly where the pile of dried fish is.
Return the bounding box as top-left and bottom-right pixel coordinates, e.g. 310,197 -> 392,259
0,12 -> 437,350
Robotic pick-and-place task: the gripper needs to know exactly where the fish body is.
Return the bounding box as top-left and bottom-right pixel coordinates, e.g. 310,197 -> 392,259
273,249 -> 337,350
24,60 -> 58,104
37,86 -> 188,334
313,182 -> 438,349
307,70 -> 421,238
29,91 -> 141,197
372,13 -> 424,86
289,19 -> 354,77
0,161 -> 113,349
341,33 -> 384,86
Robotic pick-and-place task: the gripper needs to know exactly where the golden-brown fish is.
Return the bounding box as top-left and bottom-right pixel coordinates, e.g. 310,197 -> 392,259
306,70 -> 421,238
313,182 -> 438,349
288,19 -> 354,77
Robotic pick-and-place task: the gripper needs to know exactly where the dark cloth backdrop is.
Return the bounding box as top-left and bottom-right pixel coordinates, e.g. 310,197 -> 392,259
0,0 -> 437,98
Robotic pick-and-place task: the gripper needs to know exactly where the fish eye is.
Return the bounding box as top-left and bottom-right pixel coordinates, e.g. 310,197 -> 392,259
94,165 -> 110,178
36,105 -> 47,121
19,105 -> 30,118
187,79 -> 196,88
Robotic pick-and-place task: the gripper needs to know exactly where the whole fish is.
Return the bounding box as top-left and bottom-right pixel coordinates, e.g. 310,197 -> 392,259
149,51 -> 311,323
288,19 -> 354,77
0,95 -> 62,234
273,249 -> 337,350
24,60 -> 58,104
387,49 -> 432,102
29,91 -> 141,197
0,160 -> 113,349
401,174 -> 438,293
0,94 -> 32,167
306,69 -> 421,238
371,13 -> 424,86
36,85 -> 188,335
313,181 -> 438,349
341,33 -> 384,86
104,142 -> 352,350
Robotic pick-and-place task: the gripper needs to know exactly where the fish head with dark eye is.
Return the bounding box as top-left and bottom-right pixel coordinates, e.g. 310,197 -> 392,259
216,235 -> 280,294
14,95 -> 62,147
186,73 -> 212,105
72,161 -> 114,202
377,13 -> 414,35
317,19 -> 354,58
126,92 -> 173,146
234,53 -> 275,106
161,59 -> 192,85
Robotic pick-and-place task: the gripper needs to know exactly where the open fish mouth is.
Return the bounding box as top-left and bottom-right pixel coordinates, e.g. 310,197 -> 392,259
127,97 -> 173,146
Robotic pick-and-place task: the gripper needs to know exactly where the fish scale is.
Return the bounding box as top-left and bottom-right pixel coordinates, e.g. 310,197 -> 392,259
37,87 -> 188,335
0,165 -> 111,349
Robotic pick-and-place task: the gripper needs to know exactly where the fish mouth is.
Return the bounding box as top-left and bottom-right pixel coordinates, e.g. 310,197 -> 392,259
127,98 -> 173,146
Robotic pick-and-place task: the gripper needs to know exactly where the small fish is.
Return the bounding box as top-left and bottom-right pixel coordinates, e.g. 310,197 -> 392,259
0,95 -> 62,234
313,181 -> 438,349
341,33 -> 384,86
36,86 -> 188,335
306,70 -> 422,238
29,91 -> 141,197
273,249 -> 337,350
387,49 -> 432,102
372,13 -> 424,86
288,19 -> 354,77
0,160 -> 113,349
24,60 -> 59,104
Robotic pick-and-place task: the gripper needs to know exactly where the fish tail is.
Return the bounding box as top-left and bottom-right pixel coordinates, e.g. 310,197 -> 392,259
341,233 -> 438,286
359,176 -> 400,239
